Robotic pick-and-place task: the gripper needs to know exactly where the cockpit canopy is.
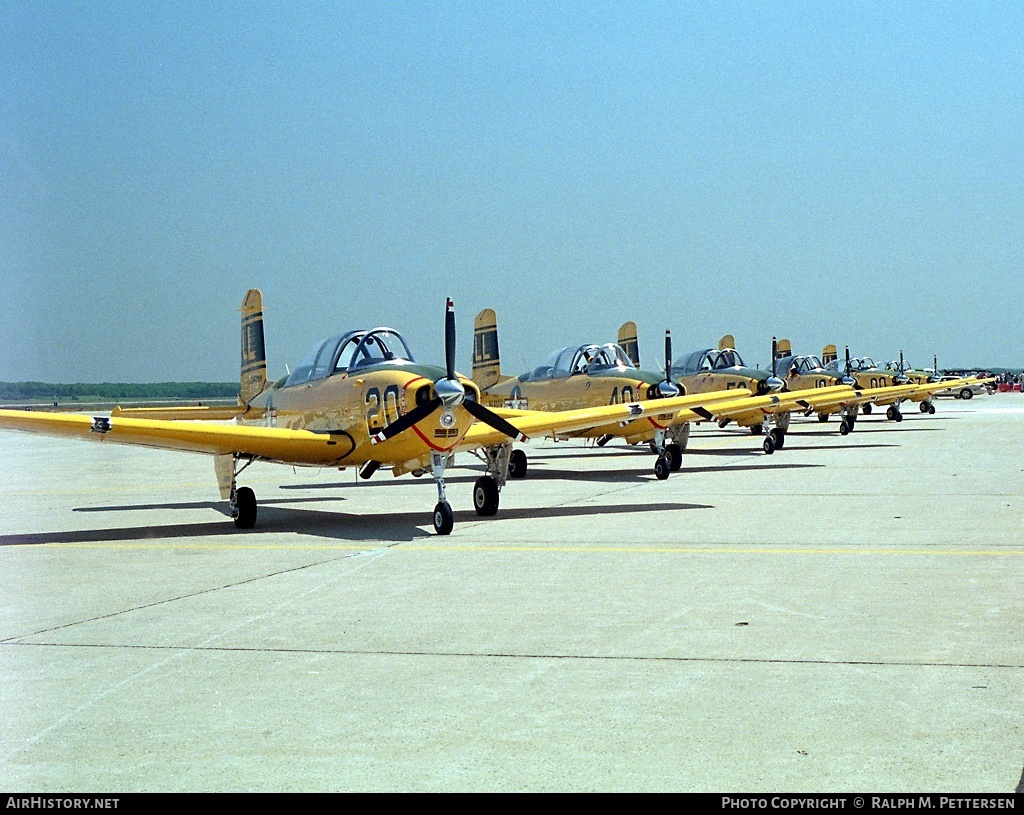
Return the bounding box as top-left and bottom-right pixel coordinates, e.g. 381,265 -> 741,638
825,356 -> 877,373
674,348 -> 747,376
519,343 -> 635,381
774,354 -> 826,377
885,359 -> 911,373
282,328 -> 415,387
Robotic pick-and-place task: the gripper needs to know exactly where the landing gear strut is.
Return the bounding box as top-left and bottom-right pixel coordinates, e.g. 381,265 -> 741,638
225,454 -> 259,529
430,451 -> 455,534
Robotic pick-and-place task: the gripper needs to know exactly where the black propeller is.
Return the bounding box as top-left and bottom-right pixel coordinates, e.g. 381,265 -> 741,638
657,330 -> 680,397
371,299 -> 527,445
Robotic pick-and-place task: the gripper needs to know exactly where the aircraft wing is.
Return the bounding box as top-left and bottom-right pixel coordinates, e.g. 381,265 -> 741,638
459,389 -> 753,449
0,409 -> 352,466
804,384 -> 919,412
111,404 -> 246,420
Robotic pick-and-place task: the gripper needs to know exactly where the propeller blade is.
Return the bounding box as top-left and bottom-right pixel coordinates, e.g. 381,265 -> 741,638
463,399 -> 528,443
445,298 -> 456,381
664,329 -> 672,380
370,397 -> 442,444
845,345 -> 851,376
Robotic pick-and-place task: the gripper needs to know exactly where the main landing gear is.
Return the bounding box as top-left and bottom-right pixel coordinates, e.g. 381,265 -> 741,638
650,428 -> 685,479
759,412 -> 788,455
225,454 -> 259,529
919,400 -> 936,414
886,405 -> 904,422
862,403 -> 873,415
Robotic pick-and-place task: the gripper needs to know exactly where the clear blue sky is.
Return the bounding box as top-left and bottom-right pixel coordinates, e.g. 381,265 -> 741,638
2,1 -> 1021,382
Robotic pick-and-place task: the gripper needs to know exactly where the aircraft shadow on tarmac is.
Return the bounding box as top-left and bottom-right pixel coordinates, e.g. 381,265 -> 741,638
0,501 -> 713,547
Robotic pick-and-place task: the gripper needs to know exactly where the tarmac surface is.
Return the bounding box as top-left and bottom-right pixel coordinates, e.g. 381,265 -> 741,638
1,394 -> 1022,792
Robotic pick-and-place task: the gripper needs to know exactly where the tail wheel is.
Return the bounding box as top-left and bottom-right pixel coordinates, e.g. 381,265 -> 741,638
233,486 -> 257,529
666,443 -> 683,471
472,476 -> 500,517
433,501 -> 454,535
508,448 -> 528,479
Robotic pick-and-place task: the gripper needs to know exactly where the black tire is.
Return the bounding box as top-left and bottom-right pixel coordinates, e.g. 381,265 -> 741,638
817,413 -> 829,423
472,476 -> 500,517
919,401 -> 929,414
894,410 -> 904,423
762,435 -> 776,455
666,443 -> 683,472
839,418 -> 851,436
927,403 -> 936,414
433,501 -> 454,535
960,388 -> 973,400
886,406 -> 896,421
770,428 -> 786,449
654,455 -> 671,480
508,448 -> 528,479
750,424 -> 763,436
862,403 -> 873,415
233,486 -> 257,529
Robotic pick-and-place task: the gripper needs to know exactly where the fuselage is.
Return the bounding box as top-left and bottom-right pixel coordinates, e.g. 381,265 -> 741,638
480,343 -> 677,441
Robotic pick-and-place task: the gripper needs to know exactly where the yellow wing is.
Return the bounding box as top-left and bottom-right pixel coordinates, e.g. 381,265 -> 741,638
111,404 -> 246,420
0,409 -> 354,466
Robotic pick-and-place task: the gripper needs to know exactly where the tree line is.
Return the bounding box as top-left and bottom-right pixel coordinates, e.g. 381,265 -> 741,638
0,382 -> 238,401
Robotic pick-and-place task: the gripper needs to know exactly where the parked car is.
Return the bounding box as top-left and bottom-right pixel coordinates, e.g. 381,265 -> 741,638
933,376 -> 991,399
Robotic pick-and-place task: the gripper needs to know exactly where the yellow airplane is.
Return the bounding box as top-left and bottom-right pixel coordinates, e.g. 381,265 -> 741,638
822,344 -> 909,418
625,328 -> 795,444
473,310 -> 865,465
0,291 -> 829,534
771,338 -> 938,434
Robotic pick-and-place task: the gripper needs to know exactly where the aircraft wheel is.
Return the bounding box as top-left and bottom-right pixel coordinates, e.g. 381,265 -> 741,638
839,418 -> 851,436
762,435 -> 776,455
817,413 -> 829,423
233,487 -> 257,529
666,443 -> 683,472
508,449 -> 528,479
473,476 -> 500,516
894,410 -> 904,423
654,455 -> 671,480
770,428 -> 786,450
919,401 -> 930,414
862,403 -> 873,415
433,501 -> 454,535
927,403 -> 936,415
960,388 -> 973,400
886,406 -> 897,421
750,424 -> 763,436
717,419 -> 730,429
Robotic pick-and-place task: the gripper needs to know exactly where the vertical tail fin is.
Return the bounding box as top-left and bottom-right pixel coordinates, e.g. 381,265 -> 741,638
718,334 -> 736,351
472,308 -> 501,390
240,289 -> 267,406
822,344 -> 838,366
775,338 -> 792,361
617,322 -> 640,366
